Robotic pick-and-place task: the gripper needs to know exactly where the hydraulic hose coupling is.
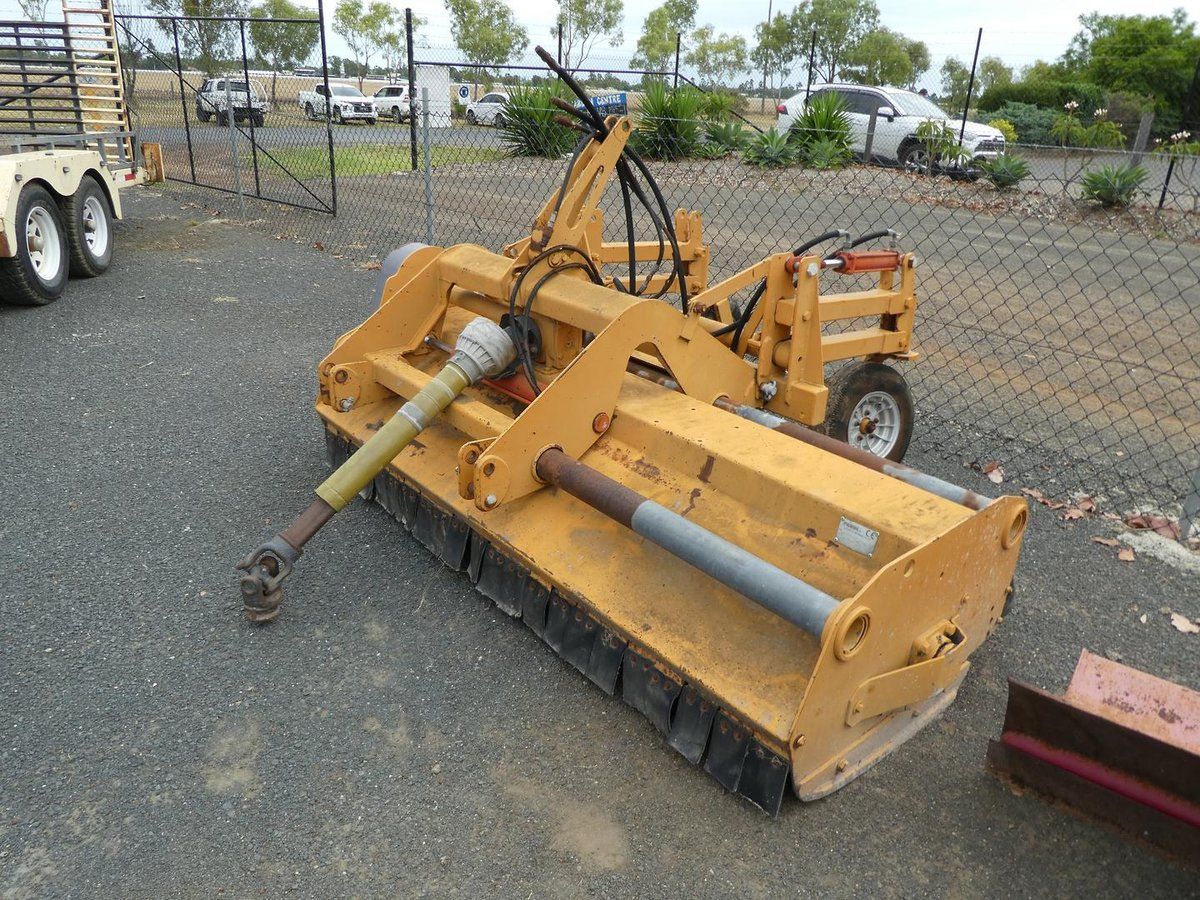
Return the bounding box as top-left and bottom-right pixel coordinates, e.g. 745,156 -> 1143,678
235,317 -> 516,623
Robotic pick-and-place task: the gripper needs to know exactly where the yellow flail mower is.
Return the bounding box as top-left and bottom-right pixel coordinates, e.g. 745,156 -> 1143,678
237,49 -> 1027,814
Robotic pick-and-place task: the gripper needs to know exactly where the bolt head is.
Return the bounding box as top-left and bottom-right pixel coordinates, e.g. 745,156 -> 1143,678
338,397 -> 355,412
484,493 -> 498,508
806,262 -> 819,277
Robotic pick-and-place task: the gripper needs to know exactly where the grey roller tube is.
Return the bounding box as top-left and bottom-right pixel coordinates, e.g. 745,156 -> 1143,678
536,449 -> 841,638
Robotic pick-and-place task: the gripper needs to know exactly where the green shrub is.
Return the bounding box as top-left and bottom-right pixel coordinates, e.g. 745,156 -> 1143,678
913,118 -> 970,175
699,90 -> 735,122
986,117 -> 1018,143
977,80 -> 1105,116
705,120 -> 747,152
787,91 -> 852,159
632,80 -> 705,160
801,136 -> 852,169
743,128 -> 794,167
979,153 -> 1030,189
498,84 -> 575,158
991,101 -> 1057,145
1079,164 -> 1148,207
695,141 -> 730,159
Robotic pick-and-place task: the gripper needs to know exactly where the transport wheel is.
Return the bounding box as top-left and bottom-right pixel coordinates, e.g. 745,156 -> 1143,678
493,112 -> 505,127
0,183 -> 69,306
61,177 -> 113,278
822,362 -> 913,462
466,109 -> 476,125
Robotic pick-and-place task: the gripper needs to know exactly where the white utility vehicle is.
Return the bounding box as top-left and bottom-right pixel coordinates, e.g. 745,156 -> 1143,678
777,84 -> 1006,171
299,83 -> 377,124
195,76 -> 269,127
0,1 -> 164,306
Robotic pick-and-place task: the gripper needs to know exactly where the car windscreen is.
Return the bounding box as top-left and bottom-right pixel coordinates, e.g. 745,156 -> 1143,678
888,91 -> 949,119
331,85 -> 365,97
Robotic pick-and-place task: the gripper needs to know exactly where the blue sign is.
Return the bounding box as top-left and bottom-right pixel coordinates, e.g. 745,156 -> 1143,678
457,85 -> 470,101
575,92 -> 628,116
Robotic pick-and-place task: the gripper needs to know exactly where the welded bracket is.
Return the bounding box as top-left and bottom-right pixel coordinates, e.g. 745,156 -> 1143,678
464,298 -> 758,510
846,651 -> 969,727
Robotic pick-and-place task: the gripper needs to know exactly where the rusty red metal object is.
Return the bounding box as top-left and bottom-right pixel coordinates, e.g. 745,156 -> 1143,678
829,250 -> 901,274
987,650 -> 1200,863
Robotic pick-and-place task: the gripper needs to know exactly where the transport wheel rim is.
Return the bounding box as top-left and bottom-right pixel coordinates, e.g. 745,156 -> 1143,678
82,195 -> 109,257
848,390 -> 901,458
26,206 -> 62,283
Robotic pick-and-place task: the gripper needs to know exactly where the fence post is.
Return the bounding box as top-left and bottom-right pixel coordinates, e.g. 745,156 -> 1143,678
556,20 -> 562,66
406,8 -> 417,171
225,77 -> 245,218
959,27 -> 982,144
315,0 -> 337,214
864,108 -> 878,164
239,18 -> 261,198
673,32 -> 681,88
803,27 -> 816,104
1130,111 -> 1155,164
422,86 -> 434,245
170,18 -> 197,183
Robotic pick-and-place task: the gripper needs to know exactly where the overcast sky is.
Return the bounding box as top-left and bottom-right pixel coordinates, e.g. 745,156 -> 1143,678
15,0 -> 1192,91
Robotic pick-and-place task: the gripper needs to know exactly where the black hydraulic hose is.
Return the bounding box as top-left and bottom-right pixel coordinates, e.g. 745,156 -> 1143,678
848,228 -> 895,248
726,279 -> 768,350
621,148 -> 689,312
535,46 -> 607,135
617,166 -> 638,294
792,229 -> 846,257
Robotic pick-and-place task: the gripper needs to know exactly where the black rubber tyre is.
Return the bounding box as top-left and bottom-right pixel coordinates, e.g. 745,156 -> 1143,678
466,109 -> 476,125
61,176 -> 113,278
196,107 -> 212,123
332,106 -> 343,125
0,183 -> 69,306
365,117 -> 376,126
897,140 -> 927,172
821,361 -> 914,462
251,112 -> 265,127
493,112 -> 505,128
304,102 -> 315,120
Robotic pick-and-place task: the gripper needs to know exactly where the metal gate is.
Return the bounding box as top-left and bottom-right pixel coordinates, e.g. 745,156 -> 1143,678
114,10 -> 336,215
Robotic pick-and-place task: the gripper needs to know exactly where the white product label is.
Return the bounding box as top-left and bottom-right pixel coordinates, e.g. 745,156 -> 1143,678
835,517 -> 879,557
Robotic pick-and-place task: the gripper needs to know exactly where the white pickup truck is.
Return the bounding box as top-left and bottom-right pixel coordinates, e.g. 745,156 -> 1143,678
299,83 -> 377,125
195,76 -> 269,127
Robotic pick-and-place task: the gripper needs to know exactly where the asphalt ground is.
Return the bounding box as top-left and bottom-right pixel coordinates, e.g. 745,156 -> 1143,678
1,190 -> 1197,898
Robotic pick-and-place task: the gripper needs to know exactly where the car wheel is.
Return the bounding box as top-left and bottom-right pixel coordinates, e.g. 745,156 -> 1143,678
493,112 -> 505,128
304,102 -> 314,120
898,141 -> 931,174
821,362 -> 914,462
466,109 -> 476,125
332,107 -> 343,124
61,177 -> 113,278
391,105 -> 401,120
196,107 -> 211,123
251,112 -> 264,127
365,118 -> 376,126
0,183 -> 69,305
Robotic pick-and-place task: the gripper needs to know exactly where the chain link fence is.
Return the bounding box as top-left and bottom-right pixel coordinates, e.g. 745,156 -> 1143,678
119,32 -> 1200,539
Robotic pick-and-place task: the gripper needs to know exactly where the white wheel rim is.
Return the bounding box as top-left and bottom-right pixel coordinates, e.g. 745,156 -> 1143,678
26,205 -> 62,283
848,390 -> 902,458
82,195 -> 109,257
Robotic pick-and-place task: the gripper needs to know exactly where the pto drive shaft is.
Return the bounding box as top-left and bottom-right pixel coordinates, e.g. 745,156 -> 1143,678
236,318 -> 516,622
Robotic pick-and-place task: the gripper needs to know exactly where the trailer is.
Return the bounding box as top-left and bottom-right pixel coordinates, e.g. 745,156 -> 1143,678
0,0 -> 163,306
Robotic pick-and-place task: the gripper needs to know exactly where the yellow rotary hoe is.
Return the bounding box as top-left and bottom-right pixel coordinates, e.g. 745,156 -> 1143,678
237,49 -> 1027,814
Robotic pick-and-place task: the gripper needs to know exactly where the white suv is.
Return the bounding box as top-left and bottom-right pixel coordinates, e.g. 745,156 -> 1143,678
777,84 -> 1005,171
373,84 -> 420,122
465,91 -> 509,126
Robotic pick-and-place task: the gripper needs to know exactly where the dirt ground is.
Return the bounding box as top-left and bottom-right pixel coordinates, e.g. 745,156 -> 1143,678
1,191 -> 1197,897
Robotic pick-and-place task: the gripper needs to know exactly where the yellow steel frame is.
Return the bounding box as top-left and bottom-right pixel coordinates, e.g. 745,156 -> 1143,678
311,115 -> 1024,800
